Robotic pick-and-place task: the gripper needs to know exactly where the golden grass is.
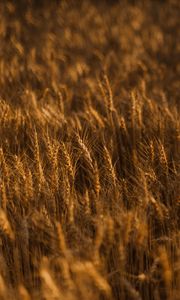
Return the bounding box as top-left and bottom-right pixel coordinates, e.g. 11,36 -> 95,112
0,0 -> 179,299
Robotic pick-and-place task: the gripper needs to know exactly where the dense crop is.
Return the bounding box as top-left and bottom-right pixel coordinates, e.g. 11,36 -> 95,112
0,1 -> 179,299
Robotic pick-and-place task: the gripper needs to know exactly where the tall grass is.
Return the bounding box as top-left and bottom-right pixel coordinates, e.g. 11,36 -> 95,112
0,1 -> 179,299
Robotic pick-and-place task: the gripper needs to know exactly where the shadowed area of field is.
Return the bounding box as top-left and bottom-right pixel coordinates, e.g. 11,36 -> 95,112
0,1 -> 179,300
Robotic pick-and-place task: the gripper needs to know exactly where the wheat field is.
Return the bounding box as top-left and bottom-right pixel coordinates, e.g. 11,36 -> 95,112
0,1 -> 179,299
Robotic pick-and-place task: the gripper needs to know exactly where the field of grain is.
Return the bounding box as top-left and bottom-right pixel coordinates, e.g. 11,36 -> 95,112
0,1 -> 179,299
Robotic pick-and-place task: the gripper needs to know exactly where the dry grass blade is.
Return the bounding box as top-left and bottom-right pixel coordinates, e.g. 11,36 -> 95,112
0,209 -> 14,240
